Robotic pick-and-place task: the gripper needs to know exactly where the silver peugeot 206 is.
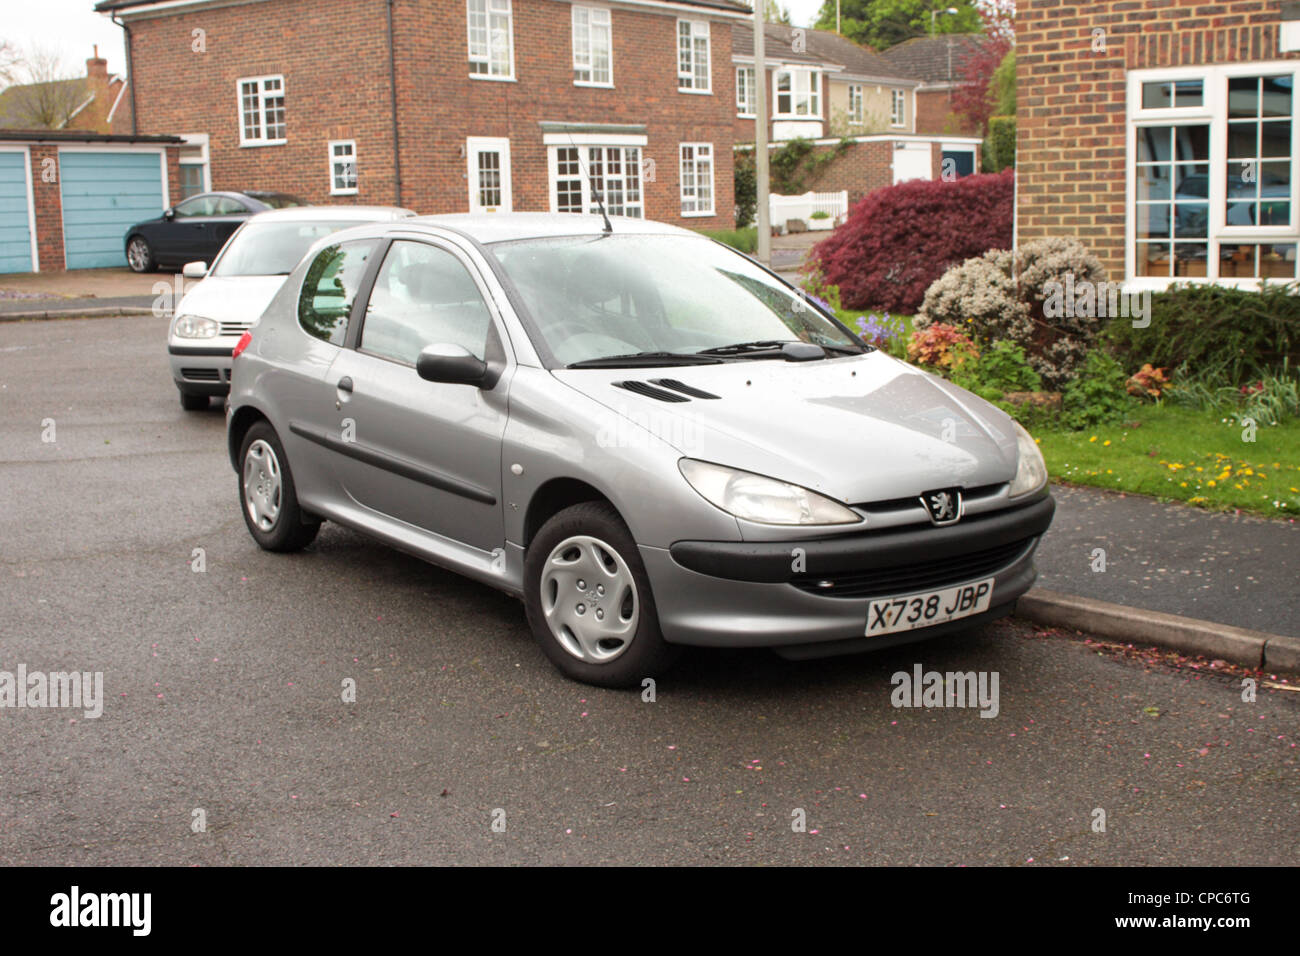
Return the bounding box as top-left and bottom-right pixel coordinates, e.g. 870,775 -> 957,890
226,213 -> 1054,687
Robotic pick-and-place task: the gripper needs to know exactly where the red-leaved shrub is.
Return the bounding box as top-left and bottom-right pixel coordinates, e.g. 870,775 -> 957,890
808,169 -> 1014,313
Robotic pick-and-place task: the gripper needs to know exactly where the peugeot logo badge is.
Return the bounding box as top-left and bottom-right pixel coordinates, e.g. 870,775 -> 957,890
920,488 -> 962,525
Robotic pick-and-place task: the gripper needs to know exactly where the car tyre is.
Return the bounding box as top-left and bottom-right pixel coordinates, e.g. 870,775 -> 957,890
179,390 -> 209,411
238,421 -> 320,552
126,236 -> 156,273
524,501 -> 680,687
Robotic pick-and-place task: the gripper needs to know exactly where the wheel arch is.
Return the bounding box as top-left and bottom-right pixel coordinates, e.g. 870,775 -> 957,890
227,404 -> 270,471
522,478 -> 618,550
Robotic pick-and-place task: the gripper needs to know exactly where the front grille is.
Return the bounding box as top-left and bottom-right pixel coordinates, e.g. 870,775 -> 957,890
791,538 -> 1033,599
181,368 -> 220,381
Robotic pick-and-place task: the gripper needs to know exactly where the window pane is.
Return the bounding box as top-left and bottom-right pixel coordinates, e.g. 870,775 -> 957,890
1261,75 -> 1292,117
362,241 -> 492,363
1142,81 -> 1172,109
1261,120 -> 1291,158
1228,76 -> 1258,118
1174,124 -> 1208,161
1176,165 -> 1208,198
298,241 -> 374,346
1227,121 -> 1257,159
1174,79 -> 1203,107
1173,202 -> 1208,237
1136,203 -> 1169,239
1136,242 -> 1171,276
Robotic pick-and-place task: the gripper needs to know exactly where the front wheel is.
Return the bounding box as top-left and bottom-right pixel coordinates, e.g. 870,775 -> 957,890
238,421 -> 320,552
524,501 -> 679,687
126,236 -> 155,273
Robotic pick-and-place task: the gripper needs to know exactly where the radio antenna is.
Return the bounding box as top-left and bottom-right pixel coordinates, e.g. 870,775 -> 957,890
567,134 -> 613,234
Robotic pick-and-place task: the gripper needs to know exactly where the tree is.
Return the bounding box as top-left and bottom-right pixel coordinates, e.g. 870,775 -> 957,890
813,0 -> 981,50
745,0 -> 793,25
950,33 -> 1012,132
5,46 -> 85,130
0,40 -> 23,87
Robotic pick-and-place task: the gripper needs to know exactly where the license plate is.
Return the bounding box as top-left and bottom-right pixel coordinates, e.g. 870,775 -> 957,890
865,578 -> 995,636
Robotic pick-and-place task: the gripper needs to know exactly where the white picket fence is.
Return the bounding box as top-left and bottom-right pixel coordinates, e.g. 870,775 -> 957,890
769,190 -> 848,231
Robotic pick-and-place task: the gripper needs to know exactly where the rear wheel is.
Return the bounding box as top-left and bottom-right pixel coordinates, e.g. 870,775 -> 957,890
126,236 -> 155,273
238,421 -> 320,552
524,501 -> 679,687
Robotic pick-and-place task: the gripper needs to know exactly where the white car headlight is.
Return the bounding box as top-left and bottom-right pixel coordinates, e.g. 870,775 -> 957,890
174,314 -> 218,338
1008,421 -> 1048,497
679,459 -> 862,526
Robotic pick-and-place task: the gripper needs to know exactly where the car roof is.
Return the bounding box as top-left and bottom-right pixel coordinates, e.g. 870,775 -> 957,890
246,205 -> 417,222
403,212 -> 694,244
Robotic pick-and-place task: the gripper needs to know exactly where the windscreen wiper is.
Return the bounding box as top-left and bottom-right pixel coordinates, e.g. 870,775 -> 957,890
567,351 -> 725,369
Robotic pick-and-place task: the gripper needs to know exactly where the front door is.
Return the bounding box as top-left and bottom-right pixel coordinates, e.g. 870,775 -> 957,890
325,237 -> 510,553
466,137 -> 512,214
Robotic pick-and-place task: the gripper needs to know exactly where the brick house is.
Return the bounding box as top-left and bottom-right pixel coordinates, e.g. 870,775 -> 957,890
94,0 -> 748,229
732,23 -> 982,209
878,34 -> 987,137
0,48 -> 132,134
1017,0 -> 1300,287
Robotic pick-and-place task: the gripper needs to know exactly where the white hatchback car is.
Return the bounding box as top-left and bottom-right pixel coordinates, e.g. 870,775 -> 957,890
168,205 -> 414,410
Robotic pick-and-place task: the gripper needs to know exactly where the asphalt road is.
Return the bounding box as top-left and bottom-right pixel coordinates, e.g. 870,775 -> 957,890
1,314 -> 1296,866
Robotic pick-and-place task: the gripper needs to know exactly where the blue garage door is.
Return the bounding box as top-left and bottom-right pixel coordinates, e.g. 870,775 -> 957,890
0,151 -> 33,274
60,151 -> 164,269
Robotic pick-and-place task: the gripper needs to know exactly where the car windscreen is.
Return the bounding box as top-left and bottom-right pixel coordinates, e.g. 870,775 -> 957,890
488,234 -> 862,367
212,220 -> 366,277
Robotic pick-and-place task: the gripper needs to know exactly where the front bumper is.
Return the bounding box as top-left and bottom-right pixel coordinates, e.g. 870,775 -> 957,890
169,341 -> 237,395
643,493 -> 1054,655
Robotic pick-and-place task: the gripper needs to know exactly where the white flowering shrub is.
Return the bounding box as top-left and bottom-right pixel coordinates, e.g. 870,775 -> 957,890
916,237 -> 1108,388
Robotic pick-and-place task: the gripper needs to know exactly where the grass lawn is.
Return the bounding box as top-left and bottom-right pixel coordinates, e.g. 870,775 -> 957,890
1034,404 -> 1300,519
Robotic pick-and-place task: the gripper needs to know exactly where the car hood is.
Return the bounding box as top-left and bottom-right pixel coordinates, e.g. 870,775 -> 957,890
552,351 -> 1021,506
173,275 -> 289,326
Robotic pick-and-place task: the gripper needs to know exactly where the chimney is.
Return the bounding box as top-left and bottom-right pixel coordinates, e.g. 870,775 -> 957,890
86,45 -> 108,82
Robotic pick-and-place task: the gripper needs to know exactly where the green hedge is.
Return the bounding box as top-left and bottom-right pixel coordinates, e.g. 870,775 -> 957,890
1103,282 -> 1300,384
984,115 -> 1015,172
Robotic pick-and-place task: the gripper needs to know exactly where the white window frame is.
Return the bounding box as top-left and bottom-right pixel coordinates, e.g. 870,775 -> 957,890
545,135 -> 647,219
466,136 -> 512,213
1126,61 -> 1300,290
467,0 -> 515,81
178,132 -> 211,196
679,142 -> 715,217
329,139 -> 357,196
890,88 -> 906,128
773,67 -> 820,119
237,74 -> 286,147
677,19 -> 711,93
572,5 -> 613,87
736,65 -> 756,117
848,84 -> 864,125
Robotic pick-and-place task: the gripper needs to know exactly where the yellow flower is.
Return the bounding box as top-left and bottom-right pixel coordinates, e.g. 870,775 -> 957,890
1207,480 -> 1216,487
1103,440 -> 1111,447
1089,436 -> 1098,442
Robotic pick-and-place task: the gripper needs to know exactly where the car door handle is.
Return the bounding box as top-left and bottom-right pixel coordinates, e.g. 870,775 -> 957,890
337,376 -> 353,393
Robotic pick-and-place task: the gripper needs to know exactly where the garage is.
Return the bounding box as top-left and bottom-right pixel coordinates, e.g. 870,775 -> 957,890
59,149 -> 166,269
0,148 -> 35,275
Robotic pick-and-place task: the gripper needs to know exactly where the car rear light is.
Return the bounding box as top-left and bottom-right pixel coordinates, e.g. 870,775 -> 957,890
232,330 -> 252,359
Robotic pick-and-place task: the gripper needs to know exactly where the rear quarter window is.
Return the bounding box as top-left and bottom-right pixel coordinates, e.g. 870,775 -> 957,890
297,239 -> 375,346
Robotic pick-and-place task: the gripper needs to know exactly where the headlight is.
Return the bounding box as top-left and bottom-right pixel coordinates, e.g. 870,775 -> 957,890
174,314 -> 218,338
1008,421 -> 1048,497
679,459 -> 862,526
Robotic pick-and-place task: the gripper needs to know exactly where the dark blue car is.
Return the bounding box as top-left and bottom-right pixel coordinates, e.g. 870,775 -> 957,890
123,190 -> 305,273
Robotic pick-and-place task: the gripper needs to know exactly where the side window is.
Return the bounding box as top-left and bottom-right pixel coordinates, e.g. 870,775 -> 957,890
360,240 -> 493,364
297,240 -> 375,346
212,196 -> 249,215
173,196 -> 212,218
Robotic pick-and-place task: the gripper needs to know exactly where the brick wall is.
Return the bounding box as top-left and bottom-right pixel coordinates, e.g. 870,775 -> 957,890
29,146 -> 64,272
914,87 -> 983,136
124,0 -> 736,228
1017,0 -> 1300,277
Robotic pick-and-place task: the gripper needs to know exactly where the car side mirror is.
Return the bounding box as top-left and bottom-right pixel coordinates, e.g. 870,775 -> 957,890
163,208 -> 175,220
416,343 -> 487,386
182,261 -> 207,279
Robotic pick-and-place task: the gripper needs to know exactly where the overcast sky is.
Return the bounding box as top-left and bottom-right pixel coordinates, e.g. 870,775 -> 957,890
4,0 -> 128,78
2,0 -> 828,85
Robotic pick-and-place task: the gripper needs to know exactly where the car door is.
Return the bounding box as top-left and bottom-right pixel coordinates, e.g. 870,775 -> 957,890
324,237 -> 511,553
157,195 -> 213,264
203,196 -> 252,262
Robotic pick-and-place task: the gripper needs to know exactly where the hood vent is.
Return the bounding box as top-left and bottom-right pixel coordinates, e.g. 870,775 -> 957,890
614,381 -> 691,403
651,378 -> 720,400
